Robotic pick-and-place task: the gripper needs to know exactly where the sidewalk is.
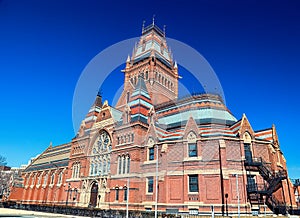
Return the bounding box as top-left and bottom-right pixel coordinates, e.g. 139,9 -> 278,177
0,208 -> 84,217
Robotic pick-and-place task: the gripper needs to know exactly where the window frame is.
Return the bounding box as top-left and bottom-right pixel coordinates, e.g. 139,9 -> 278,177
50,173 -> 55,185
124,188 -> 128,201
188,143 -> 197,157
115,188 -> 119,201
189,174 -> 199,193
147,177 -> 154,194
58,171 -> 63,185
149,147 -> 154,161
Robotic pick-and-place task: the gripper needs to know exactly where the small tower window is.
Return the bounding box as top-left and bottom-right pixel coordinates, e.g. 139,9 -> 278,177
126,92 -> 130,103
147,177 -> 154,193
188,143 -> 197,157
145,71 -> 149,80
149,147 -> 154,160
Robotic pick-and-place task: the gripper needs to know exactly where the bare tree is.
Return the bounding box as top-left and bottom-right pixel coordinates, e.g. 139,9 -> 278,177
0,155 -> 7,166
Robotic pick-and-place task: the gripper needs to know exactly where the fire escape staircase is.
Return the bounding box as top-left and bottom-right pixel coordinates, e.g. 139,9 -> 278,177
245,158 -> 287,214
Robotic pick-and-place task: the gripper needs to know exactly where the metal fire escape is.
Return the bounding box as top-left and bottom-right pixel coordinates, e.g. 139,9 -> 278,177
245,157 -> 287,214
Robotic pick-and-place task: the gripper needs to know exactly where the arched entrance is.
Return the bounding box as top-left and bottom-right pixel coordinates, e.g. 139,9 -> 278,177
89,182 -> 98,207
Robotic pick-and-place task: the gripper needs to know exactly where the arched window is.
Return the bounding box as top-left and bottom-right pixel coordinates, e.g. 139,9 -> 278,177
58,171 -> 63,184
90,131 -> 112,176
94,164 -> 98,176
118,156 -> 122,174
43,173 -> 48,186
99,161 -> 102,175
126,92 -> 130,103
37,174 -> 41,185
103,160 -> 107,174
122,156 -> 126,174
90,163 -> 94,176
50,173 -> 55,185
243,132 -> 253,163
145,71 -> 149,80
31,174 -> 36,186
72,163 -> 80,178
127,156 -> 130,174
107,158 -> 111,172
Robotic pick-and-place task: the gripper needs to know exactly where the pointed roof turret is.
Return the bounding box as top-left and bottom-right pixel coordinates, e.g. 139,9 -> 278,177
82,90 -> 103,131
126,55 -> 130,63
128,74 -> 152,124
131,20 -> 173,68
93,89 -> 103,108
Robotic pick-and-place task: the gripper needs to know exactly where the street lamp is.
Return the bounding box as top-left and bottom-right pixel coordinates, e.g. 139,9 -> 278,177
66,183 -> 71,206
154,144 -> 159,218
125,177 -> 130,218
225,193 -> 228,216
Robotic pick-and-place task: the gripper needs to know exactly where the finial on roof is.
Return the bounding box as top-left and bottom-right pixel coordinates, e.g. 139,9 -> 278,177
174,61 -> 178,69
49,141 -> 52,148
142,20 -> 145,33
163,25 -> 166,37
126,55 -> 130,63
152,14 -> 155,26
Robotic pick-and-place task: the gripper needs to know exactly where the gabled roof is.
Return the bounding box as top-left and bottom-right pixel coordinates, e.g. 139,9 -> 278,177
24,143 -> 71,172
255,128 -> 273,141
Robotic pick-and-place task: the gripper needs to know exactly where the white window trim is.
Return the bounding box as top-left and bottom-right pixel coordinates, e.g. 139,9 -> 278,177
146,177 -> 154,195
188,175 -> 199,194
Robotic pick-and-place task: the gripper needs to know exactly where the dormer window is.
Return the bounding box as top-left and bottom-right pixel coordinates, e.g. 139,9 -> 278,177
188,143 -> 197,157
149,147 -> 154,160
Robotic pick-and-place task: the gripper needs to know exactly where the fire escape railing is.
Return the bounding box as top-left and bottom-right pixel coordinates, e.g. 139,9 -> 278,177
245,157 -> 287,214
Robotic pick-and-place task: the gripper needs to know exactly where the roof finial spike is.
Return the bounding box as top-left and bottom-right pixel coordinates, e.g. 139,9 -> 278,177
142,20 -> 145,33
126,54 -> 130,63
163,25 -> 166,37
152,14 -> 155,26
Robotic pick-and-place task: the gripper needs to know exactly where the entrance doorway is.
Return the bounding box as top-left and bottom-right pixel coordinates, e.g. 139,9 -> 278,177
90,182 -> 98,207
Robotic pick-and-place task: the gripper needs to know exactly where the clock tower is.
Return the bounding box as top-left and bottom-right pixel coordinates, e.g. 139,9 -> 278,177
116,21 -> 179,109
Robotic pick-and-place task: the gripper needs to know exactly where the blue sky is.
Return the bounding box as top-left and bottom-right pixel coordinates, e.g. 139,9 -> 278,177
0,0 -> 299,178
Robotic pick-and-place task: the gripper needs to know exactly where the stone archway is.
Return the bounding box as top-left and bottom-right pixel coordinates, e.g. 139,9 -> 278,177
89,182 -> 98,207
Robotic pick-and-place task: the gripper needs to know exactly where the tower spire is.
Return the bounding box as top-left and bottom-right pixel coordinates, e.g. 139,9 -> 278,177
142,20 -> 145,33
152,14 -> 155,26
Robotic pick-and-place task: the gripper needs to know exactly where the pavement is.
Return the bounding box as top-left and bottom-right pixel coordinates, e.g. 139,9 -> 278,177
0,208 -> 84,218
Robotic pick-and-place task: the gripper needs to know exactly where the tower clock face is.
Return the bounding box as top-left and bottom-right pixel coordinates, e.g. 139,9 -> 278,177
94,131 -> 111,154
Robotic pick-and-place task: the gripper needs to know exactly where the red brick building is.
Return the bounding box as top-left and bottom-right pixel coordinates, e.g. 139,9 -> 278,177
17,22 -> 297,215
293,179 -> 300,209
